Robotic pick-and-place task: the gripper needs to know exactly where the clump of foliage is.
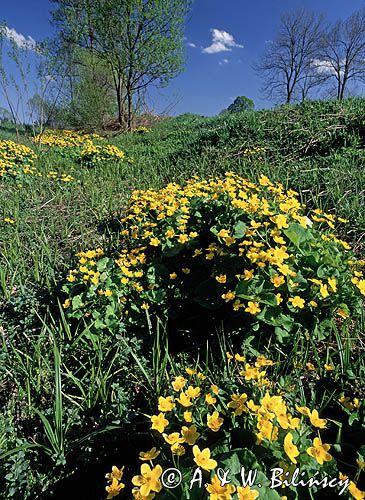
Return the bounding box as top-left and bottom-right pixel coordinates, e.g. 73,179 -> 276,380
78,144 -> 125,167
62,172 -> 364,348
0,139 -> 37,178
103,354 -> 365,499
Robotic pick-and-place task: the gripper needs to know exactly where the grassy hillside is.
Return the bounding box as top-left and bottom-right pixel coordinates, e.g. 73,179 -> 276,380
0,98 -> 364,499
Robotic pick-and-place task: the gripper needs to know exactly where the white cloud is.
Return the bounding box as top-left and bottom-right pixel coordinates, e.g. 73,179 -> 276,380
188,42 -> 196,48
311,58 -> 345,76
219,58 -> 230,65
202,28 -> 243,54
1,26 -> 37,50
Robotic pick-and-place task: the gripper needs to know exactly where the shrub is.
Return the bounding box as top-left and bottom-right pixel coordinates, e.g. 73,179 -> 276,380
62,172 -> 364,346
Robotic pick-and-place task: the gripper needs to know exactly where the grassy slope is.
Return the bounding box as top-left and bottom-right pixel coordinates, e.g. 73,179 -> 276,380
0,98 -> 364,300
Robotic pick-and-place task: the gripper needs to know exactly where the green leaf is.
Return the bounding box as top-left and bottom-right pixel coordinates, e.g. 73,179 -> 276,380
233,221 -> 247,239
283,223 -> 312,248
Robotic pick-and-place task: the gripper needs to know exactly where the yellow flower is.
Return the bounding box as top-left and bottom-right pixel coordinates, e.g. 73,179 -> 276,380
306,362 -> 316,371
171,443 -> 186,456
215,274 -> 227,283
356,280 -> 365,295
149,237 -> 160,247
186,386 -> 201,399
328,277 -> 337,292
207,411 -> 224,432
309,409 -> 327,428
243,269 -> 254,280
271,274 -> 285,287
245,301 -> 261,315
205,393 -> 217,405
181,424 -> 200,445
237,485 -> 260,500
193,445 -> 217,471
307,437 -> 332,465
105,289 -> 113,297
320,283 -> 329,298
178,234 -> 189,244
139,448 -> 160,461
66,274 -> 76,282
184,411 -> 193,422
227,393 -> 248,416
62,298 -> 71,309
296,405 -> 310,417
132,464 -> 162,497
163,432 -> 184,445
222,290 -> 236,302
288,296 -> 305,309
176,392 -> 193,407
336,308 -> 349,319
172,376 -> 187,391
272,214 -> 289,229
4,217 -> 15,224
235,354 -> 245,362
185,367 -> 197,376
106,465 -> 124,482
158,396 -> 175,412
206,475 -> 236,499
276,293 -> 283,305
324,363 -> 334,371
150,413 -> 169,433
106,477 -> 125,499
211,384 -> 219,395
284,432 -> 300,464
182,267 -> 191,274
169,272 -> 177,280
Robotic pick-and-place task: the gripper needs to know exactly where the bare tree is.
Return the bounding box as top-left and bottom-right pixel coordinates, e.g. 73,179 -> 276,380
315,8 -> 365,100
255,9 -> 325,103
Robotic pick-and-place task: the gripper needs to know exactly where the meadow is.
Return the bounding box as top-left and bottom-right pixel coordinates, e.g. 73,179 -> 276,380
0,98 -> 364,499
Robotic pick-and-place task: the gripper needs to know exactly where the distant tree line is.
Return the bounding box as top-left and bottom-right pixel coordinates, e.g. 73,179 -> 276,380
255,7 -> 365,103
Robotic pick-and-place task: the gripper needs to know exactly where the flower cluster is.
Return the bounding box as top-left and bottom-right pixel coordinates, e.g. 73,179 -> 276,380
242,146 -> 266,160
46,170 -> 74,183
62,172 -> 364,341
33,129 -> 100,149
133,126 -> 151,134
0,139 -> 37,178
103,355 -> 364,499
78,143 -> 125,167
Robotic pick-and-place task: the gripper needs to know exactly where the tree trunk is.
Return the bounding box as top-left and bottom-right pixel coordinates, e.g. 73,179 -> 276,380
127,86 -> 133,131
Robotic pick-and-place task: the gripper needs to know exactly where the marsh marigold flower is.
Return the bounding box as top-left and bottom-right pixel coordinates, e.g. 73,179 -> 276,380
237,485 -> 260,500
132,464 -> 162,497
106,478 -> 125,499
139,448 -> 160,461
181,424 -> 200,445
193,445 -> 217,471
284,432 -> 300,464
207,411 -> 224,432
206,475 -> 236,499
307,437 -> 332,465
150,413 -> 169,433
158,396 -> 175,412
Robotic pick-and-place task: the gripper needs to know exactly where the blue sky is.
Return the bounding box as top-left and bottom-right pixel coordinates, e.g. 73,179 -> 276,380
1,0 -> 364,117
